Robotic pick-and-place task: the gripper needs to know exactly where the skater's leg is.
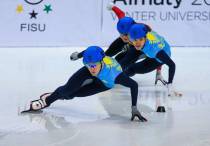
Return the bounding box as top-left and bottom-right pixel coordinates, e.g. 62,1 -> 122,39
125,58 -> 162,76
45,66 -> 94,105
23,71 -> 106,112
73,80 -> 110,97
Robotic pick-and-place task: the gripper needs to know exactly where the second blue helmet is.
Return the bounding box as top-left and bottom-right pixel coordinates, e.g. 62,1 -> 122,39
117,17 -> 135,35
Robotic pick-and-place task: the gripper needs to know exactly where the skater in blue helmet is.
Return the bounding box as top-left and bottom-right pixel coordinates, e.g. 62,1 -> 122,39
124,24 -> 182,96
22,46 -> 147,122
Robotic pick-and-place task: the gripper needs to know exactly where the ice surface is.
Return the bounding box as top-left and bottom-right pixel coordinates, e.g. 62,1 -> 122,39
0,47 -> 209,146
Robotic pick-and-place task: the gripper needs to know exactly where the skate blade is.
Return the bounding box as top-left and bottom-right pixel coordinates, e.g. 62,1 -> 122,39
21,109 -> 43,114
168,92 -> 183,97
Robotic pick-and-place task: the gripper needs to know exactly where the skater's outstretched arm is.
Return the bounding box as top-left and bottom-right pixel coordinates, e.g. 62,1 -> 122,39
70,50 -> 84,61
115,72 -> 147,122
107,2 -> 125,19
119,46 -> 141,70
156,50 -> 175,84
115,73 -> 138,106
107,3 -> 152,32
105,37 -> 127,57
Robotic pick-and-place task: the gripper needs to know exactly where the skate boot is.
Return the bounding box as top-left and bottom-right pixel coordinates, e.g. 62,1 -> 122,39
167,84 -> 182,97
21,93 -> 51,114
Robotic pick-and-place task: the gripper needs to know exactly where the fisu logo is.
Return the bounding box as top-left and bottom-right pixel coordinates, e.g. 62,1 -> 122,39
16,0 -> 53,32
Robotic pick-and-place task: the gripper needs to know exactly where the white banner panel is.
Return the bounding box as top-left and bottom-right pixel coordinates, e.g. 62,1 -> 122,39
0,0 -> 102,47
102,0 -> 210,46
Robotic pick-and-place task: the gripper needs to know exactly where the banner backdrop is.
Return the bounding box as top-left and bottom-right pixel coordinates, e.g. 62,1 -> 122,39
0,0 -> 102,47
102,0 -> 210,46
0,0 -> 210,47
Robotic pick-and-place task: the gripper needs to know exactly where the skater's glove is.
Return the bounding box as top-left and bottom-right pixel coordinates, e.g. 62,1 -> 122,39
155,72 -> 167,86
106,2 -> 114,11
70,52 -> 79,61
121,44 -> 130,53
131,106 -> 147,122
167,83 -> 182,97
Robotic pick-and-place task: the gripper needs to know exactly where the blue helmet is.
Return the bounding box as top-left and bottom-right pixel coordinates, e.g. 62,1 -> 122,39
117,17 -> 134,35
128,24 -> 147,41
83,46 -> 105,64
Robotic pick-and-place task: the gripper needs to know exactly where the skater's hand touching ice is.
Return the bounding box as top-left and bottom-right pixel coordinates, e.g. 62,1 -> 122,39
131,106 -> 147,122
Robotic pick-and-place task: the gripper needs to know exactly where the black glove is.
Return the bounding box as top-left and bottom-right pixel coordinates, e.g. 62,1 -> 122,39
131,106 -> 147,122
70,52 -> 79,61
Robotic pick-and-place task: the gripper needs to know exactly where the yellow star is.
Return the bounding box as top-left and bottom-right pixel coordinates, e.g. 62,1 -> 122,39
16,5 -> 23,13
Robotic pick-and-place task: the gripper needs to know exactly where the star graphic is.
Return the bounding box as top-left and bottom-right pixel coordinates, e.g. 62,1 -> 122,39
43,5 -> 52,14
29,10 -> 38,19
16,4 -> 23,13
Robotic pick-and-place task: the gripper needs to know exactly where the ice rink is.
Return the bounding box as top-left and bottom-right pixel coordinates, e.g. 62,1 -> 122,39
0,47 -> 210,146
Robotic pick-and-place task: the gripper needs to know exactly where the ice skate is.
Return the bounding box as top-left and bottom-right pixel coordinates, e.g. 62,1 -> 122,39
21,93 -> 51,114
167,84 -> 182,97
